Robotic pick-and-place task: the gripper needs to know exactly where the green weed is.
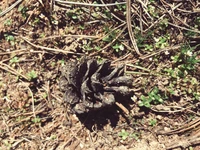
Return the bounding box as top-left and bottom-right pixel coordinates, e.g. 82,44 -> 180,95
18,5 -> 28,17
27,70 -> 38,80
118,129 -> 140,141
4,19 -> 12,26
102,28 -> 118,42
31,116 -> 41,123
154,35 -> 169,49
129,133 -> 140,141
139,87 -> 164,108
118,129 -> 129,140
170,44 -> 199,76
4,34 -> 15,46
149,119 -> 157,126
9,57 -> 19,64
112,43 -> 124,52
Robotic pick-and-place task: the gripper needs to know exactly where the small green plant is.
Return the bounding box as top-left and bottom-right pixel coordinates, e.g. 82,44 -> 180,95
43,93 -> 48,99
33,17 -> 40,25
154,35 -> 169,49
129,132 -> 140,141
147,4 -> 159,18
4,34 -> 15,46
139,87 -> 164,108
18,5 -> 28,17
144,44 -> 153,51
95,46 -> 101,51
112,43 -> 124,52
118,129 -> 129,140
136,30 -> 154,50
27,70 -> 37,80
194,16 -> 200,28
149,119 -> 157,126
102,26 -> 121,42
170,44 -> 200,76
4,19 -> 12,26
102,31 -> 118,42
9,57 -> 19,64
164,67 -> 180,78
159,18 -> 169,29
31,116 -> 41,123
59,59 -> 65,66
39,33 -> 45,38
48,134 -> 57,140
51,62 -> 56,67
114,3 -> 126,14
103,10 -> 112,19
148,0 -> 155,3
66,8 -> 81,21
78,25 -> 85,30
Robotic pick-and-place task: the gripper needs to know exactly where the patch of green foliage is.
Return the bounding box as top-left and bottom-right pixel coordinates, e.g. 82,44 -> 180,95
154,35 -> 169,49
102,27 -> 118,42
162,44 -> 200,101
4,19 -> 12,26
149,119 -> 157,126
118,129 -> 140,141
4,34 -> 15,46
168,44 -> 200,77
18,5 -> 28,18
9,57 -> 19,64
27,70 -> 38,80
112,43 -> 124,52
139,87 -> 164,108
31,116 -> 41,123
118,129 -> 129,140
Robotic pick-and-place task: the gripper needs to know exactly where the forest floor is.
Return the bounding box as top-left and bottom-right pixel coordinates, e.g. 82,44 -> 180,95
0,0 -> 200,150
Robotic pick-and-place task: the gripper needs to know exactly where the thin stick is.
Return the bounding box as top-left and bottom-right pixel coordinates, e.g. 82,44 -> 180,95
168,22 -> 200,34
62,126 -> 83,148
139,45 -> 181,60
126,0 -> 141,55
21,36 -> 83,55
55,0 -> 126,7
115,102 -> 129,115
101,25 -> 127,51
36,34 -> 99,41
94,22 -> 126,43
0,49 -> 26,55
0,62 -> 28,80
27,86 -> 36,118
158,118 -> 200,135
100,0 -> 125,23
126,64 -> 151,72
0,0 -> 23,17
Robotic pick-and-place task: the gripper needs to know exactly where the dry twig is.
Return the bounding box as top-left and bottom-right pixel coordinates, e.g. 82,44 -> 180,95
20,36 -> 83,55
157,118 -> 200,135
126,0 -> 141,55
0,62 -> 28,80
0,0 -> 23,17
55,0 -> 126,7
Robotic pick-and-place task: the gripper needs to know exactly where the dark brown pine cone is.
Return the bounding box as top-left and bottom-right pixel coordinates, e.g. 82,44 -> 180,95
59,57 -> 133,114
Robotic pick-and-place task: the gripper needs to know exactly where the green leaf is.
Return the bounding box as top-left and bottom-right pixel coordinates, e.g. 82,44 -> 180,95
118,129 -> 129,140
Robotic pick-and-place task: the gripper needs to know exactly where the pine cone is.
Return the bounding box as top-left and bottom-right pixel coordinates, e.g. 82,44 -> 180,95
59,58 -> 133,114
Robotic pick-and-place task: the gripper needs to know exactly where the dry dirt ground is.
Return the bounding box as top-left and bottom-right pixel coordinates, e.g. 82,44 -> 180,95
0,0 -> 200,150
